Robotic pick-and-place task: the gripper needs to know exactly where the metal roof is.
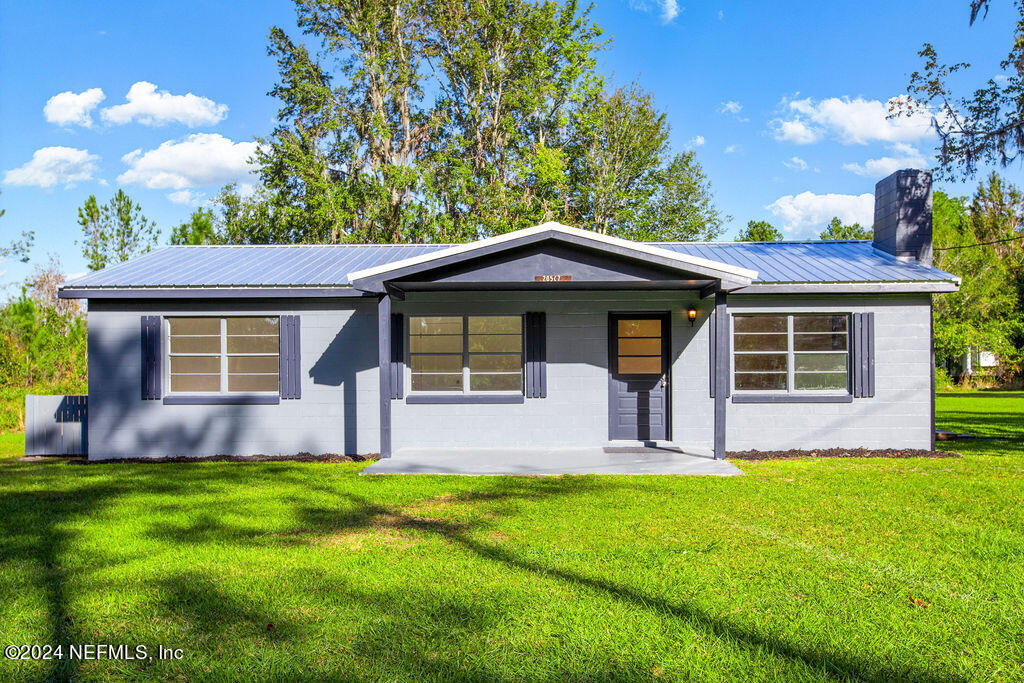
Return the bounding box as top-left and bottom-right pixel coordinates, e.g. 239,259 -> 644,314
61,239 -> 957,290
651,240 -> 954,283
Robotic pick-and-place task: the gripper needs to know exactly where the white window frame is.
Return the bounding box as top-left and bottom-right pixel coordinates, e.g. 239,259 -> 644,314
165,316 -> 281,395
731,313 -> 851,395
407,314 -> 524,395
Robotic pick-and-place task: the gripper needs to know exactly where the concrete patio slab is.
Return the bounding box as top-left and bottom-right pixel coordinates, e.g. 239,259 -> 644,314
361,446 -> 743,476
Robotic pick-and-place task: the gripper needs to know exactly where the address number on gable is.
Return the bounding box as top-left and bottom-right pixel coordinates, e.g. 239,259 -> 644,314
534,275 -> 572,282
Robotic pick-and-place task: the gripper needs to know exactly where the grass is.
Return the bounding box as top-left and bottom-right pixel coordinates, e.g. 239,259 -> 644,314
0,395 -> 1022,681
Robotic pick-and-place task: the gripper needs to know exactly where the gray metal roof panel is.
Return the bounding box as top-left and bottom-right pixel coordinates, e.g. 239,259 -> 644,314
62,240 -> 958,289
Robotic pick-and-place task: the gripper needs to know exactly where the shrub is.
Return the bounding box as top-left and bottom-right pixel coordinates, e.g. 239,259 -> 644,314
0,290 -> 87,432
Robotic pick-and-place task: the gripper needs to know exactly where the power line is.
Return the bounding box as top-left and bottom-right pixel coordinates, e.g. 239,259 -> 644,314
934,233 -> 1024,251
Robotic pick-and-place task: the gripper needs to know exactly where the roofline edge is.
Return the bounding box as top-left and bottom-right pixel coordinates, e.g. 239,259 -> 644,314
58,287 -> 369,300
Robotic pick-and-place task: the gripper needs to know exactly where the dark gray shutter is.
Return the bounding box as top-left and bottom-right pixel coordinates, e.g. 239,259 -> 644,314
525,312 -> 546,398
279,315 -> 301,399
390,313 -> 404,399
141,315 -> 162,400
851,312 -> 875,398
709,308 -> 731,398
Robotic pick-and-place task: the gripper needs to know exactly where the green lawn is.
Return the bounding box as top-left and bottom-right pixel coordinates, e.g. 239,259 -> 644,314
0,395 -> 1022,681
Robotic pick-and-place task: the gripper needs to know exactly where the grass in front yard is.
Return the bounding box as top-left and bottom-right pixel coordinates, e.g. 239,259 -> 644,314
1,395 -> 1023,680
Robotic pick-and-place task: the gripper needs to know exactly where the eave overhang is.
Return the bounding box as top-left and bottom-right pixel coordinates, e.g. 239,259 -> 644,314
57,286 -> 368,300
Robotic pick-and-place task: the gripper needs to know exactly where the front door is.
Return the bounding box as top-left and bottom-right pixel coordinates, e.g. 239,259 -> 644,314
608,312 -> 671,441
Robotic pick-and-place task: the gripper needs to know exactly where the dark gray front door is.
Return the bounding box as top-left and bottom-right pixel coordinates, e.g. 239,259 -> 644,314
608,312 -> 670,441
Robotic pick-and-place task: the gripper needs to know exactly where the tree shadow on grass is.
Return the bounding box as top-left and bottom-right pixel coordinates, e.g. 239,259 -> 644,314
937,411 -> 1024,435
139,473 -> 966,680
155,571 -> 299,646
0,479 -> 125,681
0,460 -> 321,680
3,462 -> 967,681
285,491 -> 963,682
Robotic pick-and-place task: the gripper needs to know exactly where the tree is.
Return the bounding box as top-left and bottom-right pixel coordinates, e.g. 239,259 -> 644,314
818,217 -> 872,240
0,191 -> 34,264
77,190 -> 159,270
229,0 -> 726,245
171,208 -> 220,245
26,254 -> 78,316
931,176 -> 1024,377
736,220 -> 782,241
567,84 -> 669,235
427,0 -> 605,237
256,0 -> 437,244
895,0 -> 1024,180
627,152 -> 727,241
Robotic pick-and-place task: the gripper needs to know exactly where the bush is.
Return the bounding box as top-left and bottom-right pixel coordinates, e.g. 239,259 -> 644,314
935,367 -> 957,391
0,290 -> 87,432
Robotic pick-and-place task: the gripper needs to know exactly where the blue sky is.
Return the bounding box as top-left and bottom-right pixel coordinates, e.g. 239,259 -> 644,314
1,0 -> 1020,292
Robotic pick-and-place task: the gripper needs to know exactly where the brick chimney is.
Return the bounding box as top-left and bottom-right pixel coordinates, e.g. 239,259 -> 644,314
872,169 -> 933,266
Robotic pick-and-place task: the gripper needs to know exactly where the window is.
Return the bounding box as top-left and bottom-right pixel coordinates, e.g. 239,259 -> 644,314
733,314 -> 848,392
168,317 -> 279,393
616,318 -> 664,375
409,315 -> 523,392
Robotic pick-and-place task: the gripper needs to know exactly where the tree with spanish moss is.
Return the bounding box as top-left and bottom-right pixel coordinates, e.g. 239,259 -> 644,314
895,0 -> 1024,180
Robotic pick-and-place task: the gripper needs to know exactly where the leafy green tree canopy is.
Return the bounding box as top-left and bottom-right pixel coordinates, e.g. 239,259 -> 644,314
77,190 -> 159,271
818,217 -> 872,240
171,208 -> 221,245
932,174 -> 1024,377
736,220 -> 783,241
236,0 -> 725,245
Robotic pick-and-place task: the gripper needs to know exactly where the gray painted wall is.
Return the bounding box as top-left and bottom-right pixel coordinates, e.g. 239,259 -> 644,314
392,291 -> 714,452
725,294 -> 933,451
87,298 -> 380,460
84,290 -> 934,459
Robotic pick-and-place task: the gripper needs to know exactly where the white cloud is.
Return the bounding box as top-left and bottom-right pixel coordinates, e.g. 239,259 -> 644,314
3,146 -> 99,188
719,101 -> 742,115
772,96 -> 935,146
717,100 -> 748,122
717,9 -> 724,19
101,81 -> 228,127
783,156 -> 808,171
44,88 -> 105,127
660,0 -> 679,22
685,135 -> 705,149
117,133 -> 256,190
842,143 -> 929,177
772,118 -> 822,145
628,0 -> 679,24
767,191 -> 875,236
724,144 -> 741,154
167,189 -> 205,205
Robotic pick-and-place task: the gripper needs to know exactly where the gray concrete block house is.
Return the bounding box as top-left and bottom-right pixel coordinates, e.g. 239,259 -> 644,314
59,170 -> 959,463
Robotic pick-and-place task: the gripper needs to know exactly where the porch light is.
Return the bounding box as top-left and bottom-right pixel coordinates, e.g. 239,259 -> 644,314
687,306 -> 698,326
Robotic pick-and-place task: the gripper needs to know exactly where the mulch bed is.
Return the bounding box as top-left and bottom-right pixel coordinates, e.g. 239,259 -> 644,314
727,447 -> 960,461
68,452 -> 380,465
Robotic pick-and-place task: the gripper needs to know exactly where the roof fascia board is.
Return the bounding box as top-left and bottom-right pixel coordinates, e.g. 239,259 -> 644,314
731,281 -> 960,295
347,223 -> 756,290
58,287 -> 368,300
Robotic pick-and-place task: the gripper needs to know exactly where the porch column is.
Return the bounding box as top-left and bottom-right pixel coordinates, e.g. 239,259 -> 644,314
378,293 -> 392,458
713,291 -> 728,460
